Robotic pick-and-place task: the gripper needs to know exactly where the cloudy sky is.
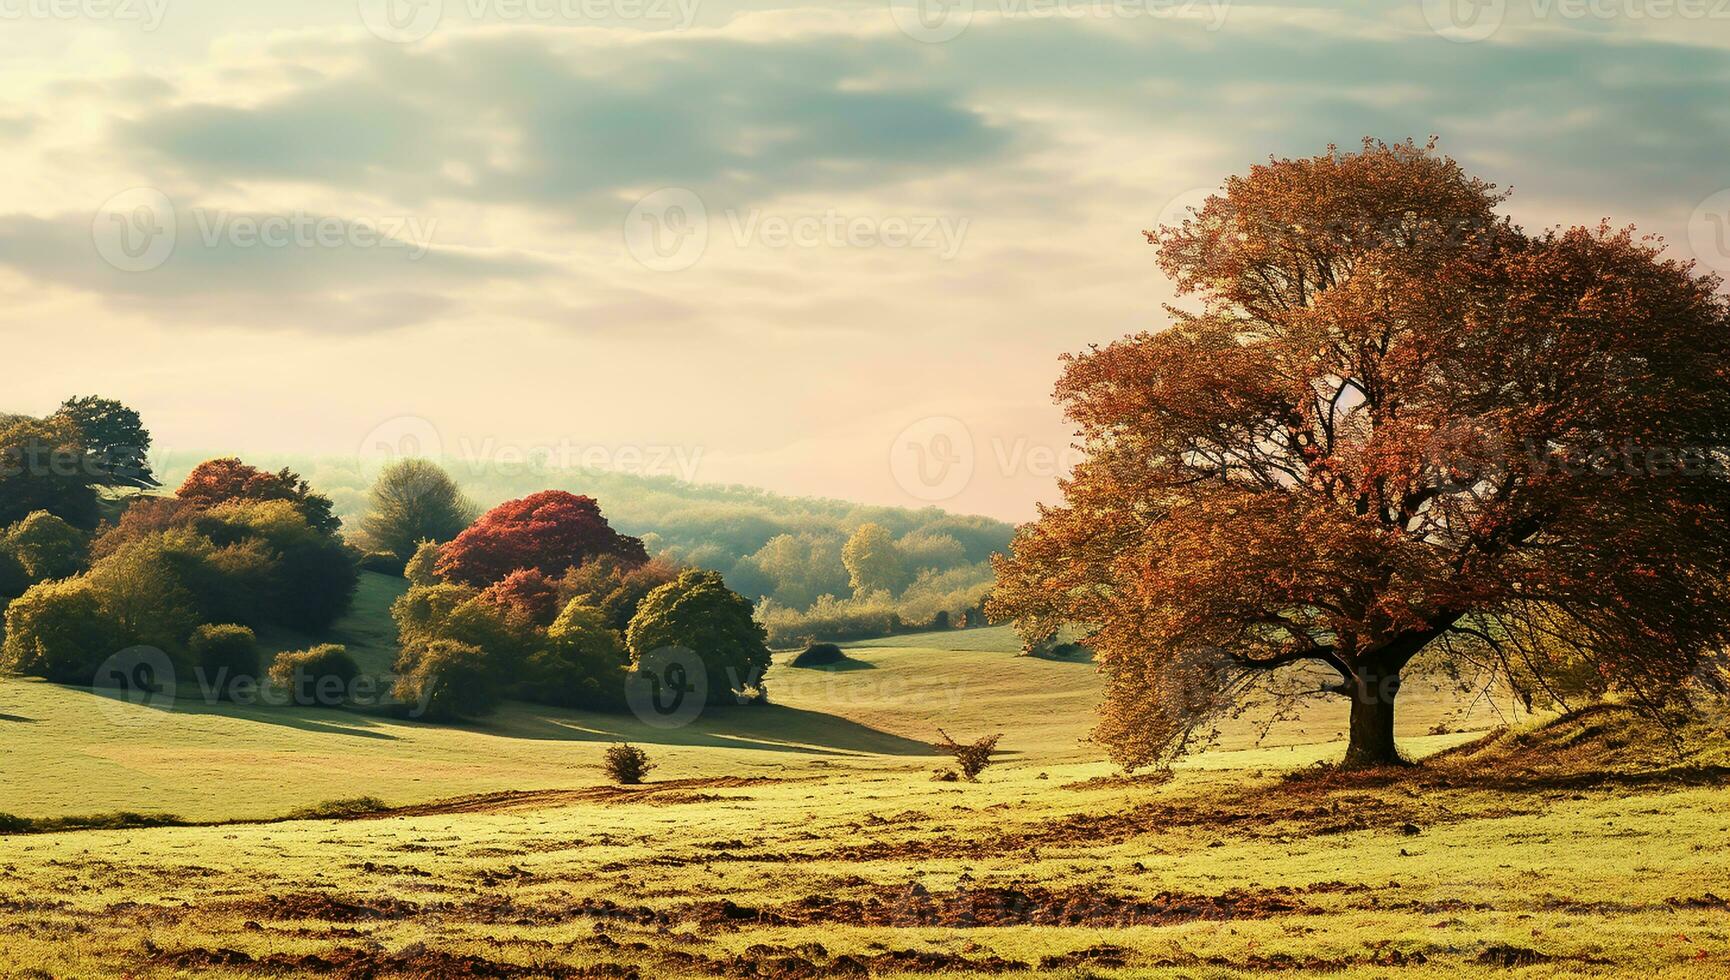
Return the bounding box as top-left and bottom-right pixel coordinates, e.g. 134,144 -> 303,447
1,0 -> 1727,520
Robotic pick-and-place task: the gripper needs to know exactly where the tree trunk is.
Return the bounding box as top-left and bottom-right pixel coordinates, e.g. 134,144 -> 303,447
1342,671 -> 1404,768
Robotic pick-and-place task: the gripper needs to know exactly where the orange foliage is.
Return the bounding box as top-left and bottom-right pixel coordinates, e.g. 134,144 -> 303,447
991,139 -> 1730,768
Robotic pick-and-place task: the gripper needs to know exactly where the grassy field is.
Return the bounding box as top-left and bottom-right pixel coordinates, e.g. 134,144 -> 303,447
1,593 -> 1726,977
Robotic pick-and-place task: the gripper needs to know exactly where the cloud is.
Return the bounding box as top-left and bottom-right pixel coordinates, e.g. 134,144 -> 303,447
120,29 -> 1014,223
0,207 -> 554,332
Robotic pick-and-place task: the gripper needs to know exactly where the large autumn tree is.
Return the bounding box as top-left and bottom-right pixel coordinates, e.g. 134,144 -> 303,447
990,139 -> 1730,769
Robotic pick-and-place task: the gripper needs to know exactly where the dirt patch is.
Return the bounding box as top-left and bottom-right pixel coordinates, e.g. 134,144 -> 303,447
150,942 -> 639,978
360,778 -> 782,820
682,883 -> 1312,929
1667,893 -> 1730,910
225,891 -> 421,922
663,943 -> 1030,977
1474,945 -> 1554,968
1039,945 -> 1132,969
1199,949 -> 1429,971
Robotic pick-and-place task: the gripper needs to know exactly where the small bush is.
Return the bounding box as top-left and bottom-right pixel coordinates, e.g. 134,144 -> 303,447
603,743 -> 654,785
391,639 -> 497,722
790,642 -> 845,667
284,796 -> 389,821
189,624 -> 260,695
268,644 -> 359,707
937,728 -> 1002,781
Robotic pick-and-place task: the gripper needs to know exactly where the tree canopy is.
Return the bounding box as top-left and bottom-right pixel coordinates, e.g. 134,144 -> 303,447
434,491 -> 648,587
990,139 -> 1730,769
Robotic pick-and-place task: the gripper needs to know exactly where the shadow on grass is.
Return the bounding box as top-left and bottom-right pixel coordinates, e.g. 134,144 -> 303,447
489,701 -> 936,758
0,713 -> 34,723
63,681 -> 929,757
113,687 -> 406,741
783,658 -> 877,673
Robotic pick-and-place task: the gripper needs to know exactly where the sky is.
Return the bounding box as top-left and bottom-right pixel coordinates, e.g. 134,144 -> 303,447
1,0 -> 1727,522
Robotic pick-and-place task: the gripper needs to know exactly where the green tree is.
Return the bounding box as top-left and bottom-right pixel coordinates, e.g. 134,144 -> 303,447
895,529 -> 966,574
53,396 -> 158,490
737,533 -> 849,608
841,523 -> 906,596
357,460 -> 477,562
196,500 -> 358,631
1,578 -> 121,683
625,569 -> 771,705
392,639 -> 497,721
524,601 -> 629,709
84,532 -> 207,654
3,511 -> 88,584
0,414 -> 102,528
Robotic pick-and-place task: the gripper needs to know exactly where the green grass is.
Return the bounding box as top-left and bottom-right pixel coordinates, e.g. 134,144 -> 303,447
1,598 -> 1724,977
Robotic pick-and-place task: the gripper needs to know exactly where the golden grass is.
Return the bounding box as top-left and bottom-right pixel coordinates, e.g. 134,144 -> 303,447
0,620 -> 1724,977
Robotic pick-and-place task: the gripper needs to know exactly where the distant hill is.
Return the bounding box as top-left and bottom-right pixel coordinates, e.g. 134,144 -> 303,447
154,452 -> 1012,641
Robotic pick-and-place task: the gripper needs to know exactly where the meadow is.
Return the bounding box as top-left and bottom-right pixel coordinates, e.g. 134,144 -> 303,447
2,590 -> 1724,978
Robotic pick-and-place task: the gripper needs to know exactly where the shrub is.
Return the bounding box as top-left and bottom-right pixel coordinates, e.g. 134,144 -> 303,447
790,642 -> 845,667
937,729 -> 1002,781
285,796 -> 389,820
4,511 -> 88,584
189,624 -> 260,695
434,491 -> 648,587
268,644 -> 359,707
603,743 -> 654,785
403,539 -> 443,586
1,578 -> 122,683
626,569 -> 771,706
391,639 -> 497,722
523,602 -> 629,709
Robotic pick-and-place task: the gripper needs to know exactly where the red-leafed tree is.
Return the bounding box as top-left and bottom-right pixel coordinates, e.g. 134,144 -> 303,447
990,139 -> 1730,769
177,458 -> 341,535
481,568 -> 561,625
435,491 -> 648,587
